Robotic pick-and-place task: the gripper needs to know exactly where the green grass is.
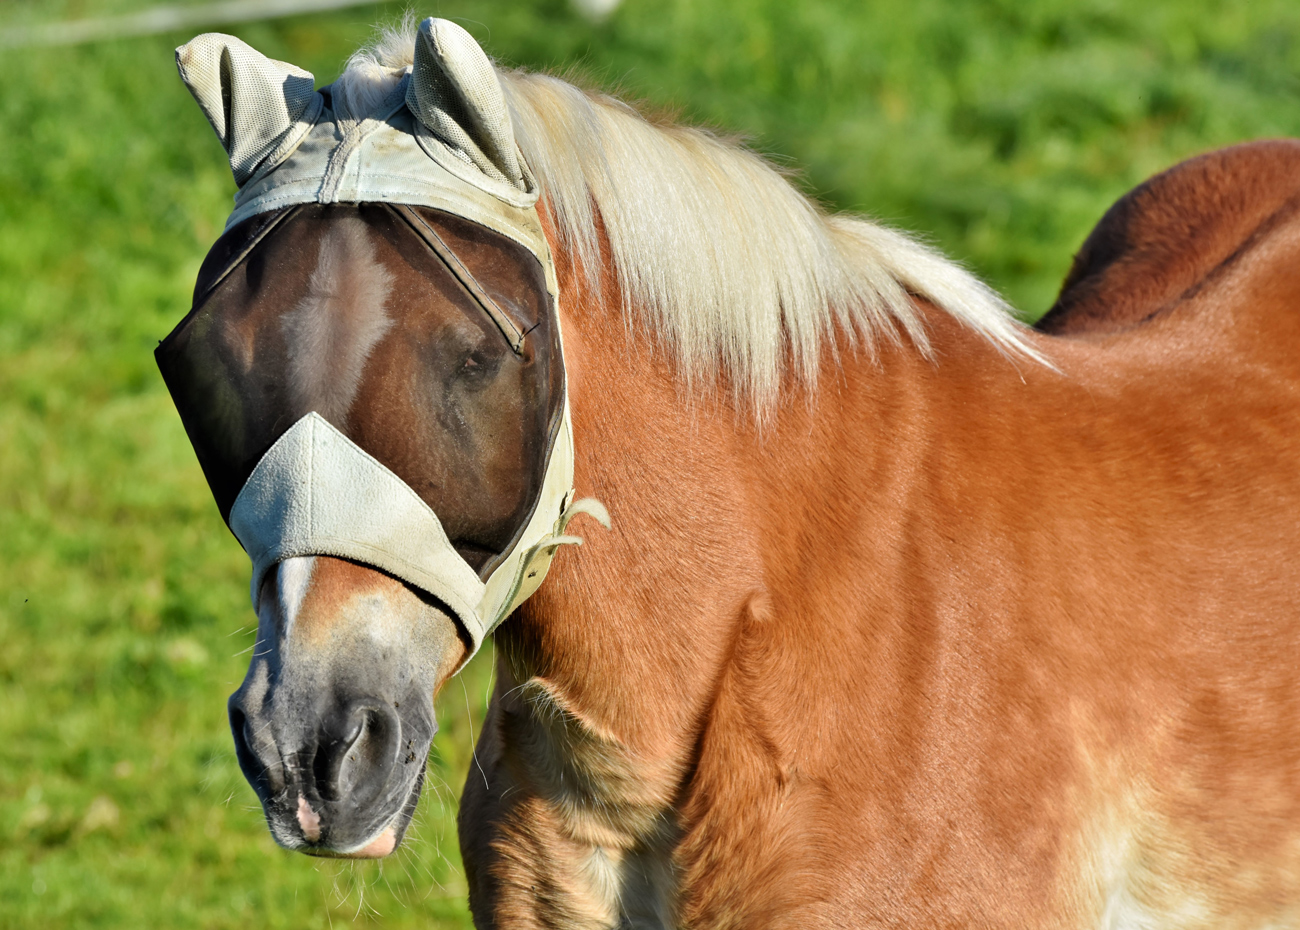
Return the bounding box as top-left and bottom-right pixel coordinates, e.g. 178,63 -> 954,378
3,0 -> 1300,925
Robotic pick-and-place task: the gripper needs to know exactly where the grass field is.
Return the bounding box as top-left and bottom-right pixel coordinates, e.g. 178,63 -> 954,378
3,0 -> 1300,926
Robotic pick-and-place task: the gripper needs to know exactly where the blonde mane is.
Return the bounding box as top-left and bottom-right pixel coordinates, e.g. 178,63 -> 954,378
337,19 -> 1040,408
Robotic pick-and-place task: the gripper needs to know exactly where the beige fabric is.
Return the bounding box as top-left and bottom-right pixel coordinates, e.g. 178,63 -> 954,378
229,412 -> 599,659
230,413 -> 486,631
176,33 -> 321,186
174,21 -> 548,280
223,105 -> 551,287
406,18 -> 529,193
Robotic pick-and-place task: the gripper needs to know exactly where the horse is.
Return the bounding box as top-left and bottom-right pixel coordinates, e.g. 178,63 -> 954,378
159,18 -> 1300,929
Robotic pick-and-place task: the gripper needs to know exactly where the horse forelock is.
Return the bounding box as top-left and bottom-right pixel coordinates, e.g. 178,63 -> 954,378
333,19 -> 1044,416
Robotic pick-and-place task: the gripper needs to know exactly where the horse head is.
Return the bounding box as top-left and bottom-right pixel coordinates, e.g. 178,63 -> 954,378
158,19 -> 599,857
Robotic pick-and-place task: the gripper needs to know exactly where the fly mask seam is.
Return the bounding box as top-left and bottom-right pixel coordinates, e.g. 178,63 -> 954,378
318,89 -> 409,204
317,117 -> 384,202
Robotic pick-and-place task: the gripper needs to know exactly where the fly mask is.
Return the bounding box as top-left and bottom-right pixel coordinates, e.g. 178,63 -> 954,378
156,20 -> 607,855
158,19 -> 607,662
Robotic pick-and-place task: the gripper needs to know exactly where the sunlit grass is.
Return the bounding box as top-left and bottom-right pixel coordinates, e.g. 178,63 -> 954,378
3,0 -> 1300,925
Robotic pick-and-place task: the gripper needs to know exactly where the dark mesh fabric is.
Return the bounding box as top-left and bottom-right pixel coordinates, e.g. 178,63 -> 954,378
156,203 -> 563,575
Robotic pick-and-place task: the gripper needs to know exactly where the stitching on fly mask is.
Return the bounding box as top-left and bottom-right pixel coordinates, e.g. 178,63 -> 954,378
163,18 -> 607,665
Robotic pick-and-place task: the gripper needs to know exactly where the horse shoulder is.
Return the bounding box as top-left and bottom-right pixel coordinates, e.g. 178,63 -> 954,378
1037,139 -> 1300,336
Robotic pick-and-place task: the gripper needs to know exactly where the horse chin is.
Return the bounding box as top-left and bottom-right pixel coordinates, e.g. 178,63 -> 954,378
328,827 -> 399,859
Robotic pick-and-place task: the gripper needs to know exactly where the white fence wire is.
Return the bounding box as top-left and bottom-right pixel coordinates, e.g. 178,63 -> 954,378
0,0 -> 388,49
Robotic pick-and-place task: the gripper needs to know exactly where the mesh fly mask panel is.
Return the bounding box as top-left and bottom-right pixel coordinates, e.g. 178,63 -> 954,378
157,204 -> 567,651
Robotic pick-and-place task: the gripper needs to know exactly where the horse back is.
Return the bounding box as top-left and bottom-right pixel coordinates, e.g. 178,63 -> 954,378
1037,139 -> 1300,335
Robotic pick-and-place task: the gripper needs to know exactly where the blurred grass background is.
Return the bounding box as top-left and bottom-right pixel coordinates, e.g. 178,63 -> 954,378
3,0 -> 1300,926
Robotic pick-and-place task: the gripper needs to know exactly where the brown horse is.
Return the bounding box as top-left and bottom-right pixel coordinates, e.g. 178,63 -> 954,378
163,21 -> 1300,930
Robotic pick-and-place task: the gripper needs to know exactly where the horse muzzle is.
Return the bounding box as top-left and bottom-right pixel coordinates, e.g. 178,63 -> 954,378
229,683 -> 428,857
227,555 -> 468,857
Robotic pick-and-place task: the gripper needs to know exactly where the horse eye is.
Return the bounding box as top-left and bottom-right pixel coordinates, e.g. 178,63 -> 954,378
458,352 -> 496,383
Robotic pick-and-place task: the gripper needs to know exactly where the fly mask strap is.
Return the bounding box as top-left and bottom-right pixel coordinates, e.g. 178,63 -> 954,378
393,205 -> 526,353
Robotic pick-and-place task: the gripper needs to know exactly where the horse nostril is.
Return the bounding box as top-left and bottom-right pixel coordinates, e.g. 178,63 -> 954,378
313,702 -> 401,807
229,702 -> 285,796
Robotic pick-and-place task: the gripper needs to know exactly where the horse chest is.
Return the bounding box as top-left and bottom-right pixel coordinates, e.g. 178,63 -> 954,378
474,674 -> 682,929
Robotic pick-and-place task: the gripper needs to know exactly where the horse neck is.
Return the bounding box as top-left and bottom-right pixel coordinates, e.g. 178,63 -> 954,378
500,222 -> 1025,781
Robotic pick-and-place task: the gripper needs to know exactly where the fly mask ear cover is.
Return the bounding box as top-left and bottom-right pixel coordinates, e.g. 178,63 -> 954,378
168,20 -> 607,664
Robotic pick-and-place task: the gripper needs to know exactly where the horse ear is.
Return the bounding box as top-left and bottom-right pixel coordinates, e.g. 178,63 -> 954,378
176,34 -> 317,186
406,18 -> 527,191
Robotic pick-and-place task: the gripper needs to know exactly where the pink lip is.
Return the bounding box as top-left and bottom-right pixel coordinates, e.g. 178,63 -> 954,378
343,826 -> 397,858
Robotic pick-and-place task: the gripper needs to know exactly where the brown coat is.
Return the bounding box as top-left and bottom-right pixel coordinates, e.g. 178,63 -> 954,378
461,141 -> 1300,928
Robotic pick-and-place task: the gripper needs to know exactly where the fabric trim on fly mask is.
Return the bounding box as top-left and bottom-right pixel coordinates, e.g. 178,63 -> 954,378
168,18 -> 607,662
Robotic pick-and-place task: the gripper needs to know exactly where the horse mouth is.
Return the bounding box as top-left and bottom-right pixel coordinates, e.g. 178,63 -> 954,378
262,752 -> 428,859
